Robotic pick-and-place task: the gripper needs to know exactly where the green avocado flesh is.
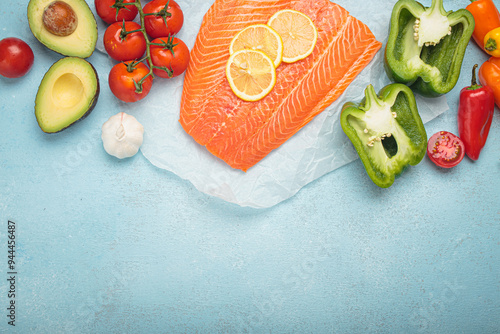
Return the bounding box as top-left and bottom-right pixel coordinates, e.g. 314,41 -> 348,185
35,57 -> 99,133
28,0 -> 97,58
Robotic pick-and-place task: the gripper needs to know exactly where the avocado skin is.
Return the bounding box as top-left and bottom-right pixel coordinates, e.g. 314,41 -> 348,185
35,57 -> 100,134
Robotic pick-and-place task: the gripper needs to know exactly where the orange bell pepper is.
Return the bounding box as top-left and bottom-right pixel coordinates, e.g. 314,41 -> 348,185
466,0 -> 500,50
478,57 -> 500,108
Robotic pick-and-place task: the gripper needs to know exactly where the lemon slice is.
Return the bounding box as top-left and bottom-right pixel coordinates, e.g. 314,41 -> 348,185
229,24 -> 283,68
226,49 -> 276,102
267,9 -> 318,63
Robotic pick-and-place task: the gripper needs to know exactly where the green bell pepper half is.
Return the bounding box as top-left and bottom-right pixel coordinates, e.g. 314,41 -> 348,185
340,83 -> 427,188
384,0 -> 475,97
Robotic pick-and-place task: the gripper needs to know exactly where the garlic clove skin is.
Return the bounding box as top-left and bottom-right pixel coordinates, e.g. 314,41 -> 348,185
101,112 -> 144,159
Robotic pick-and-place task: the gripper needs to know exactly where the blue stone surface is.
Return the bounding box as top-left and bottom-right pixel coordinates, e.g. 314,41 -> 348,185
0,0 -> 499,333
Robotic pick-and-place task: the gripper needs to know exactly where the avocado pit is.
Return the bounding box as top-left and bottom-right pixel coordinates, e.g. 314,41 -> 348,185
42,1 -> 78,37
28,0 -> 97,58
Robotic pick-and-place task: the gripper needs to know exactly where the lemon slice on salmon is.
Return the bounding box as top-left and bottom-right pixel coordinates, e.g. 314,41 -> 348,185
229,24 -> 283,68
226,49 -> 276,102
267,9 -> 318,63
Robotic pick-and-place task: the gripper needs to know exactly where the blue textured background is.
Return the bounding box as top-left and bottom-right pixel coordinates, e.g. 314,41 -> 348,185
1,0 -> 499,333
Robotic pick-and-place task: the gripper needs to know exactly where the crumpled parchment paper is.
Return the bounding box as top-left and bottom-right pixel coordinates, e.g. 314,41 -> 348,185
95,0 -> 449,208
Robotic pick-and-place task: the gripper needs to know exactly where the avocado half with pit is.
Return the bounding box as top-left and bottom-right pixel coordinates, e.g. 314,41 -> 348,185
35,57 -> 99,133
27,0 -> 97,58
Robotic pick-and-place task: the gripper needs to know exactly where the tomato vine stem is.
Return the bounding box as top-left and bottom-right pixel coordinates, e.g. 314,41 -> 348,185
125,0 -> 154,93
115,0 -> 176,92
112,0 -> 134,21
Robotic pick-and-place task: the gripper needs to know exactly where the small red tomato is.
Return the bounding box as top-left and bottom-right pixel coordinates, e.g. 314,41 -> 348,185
150,36 -> 190,78
427,131 -> 465,168
108,61 -> 153,103
95,0 -> 138,24
103,21 -> 146,62
0,37 -> 34,78
143,0 -> 184,39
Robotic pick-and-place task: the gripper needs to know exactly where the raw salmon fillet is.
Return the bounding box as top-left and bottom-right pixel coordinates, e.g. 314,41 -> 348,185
180,0 -> 382,171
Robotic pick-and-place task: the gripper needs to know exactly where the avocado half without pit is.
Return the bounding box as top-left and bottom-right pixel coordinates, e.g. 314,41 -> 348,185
28,0 -> 97,58
35,57 -> 99,133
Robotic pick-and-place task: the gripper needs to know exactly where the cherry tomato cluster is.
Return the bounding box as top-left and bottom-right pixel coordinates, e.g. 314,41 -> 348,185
95,0 -> 190,103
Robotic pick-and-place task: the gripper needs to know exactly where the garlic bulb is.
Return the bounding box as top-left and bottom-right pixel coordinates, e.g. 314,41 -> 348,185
101,112 -> 144,159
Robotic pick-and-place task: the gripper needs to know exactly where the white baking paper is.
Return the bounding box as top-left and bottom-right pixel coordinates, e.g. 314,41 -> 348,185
95,0 -> 449,208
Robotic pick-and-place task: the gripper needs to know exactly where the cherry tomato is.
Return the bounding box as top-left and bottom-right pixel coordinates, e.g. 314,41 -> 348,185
108,61 -> 153,103
103,21 -> 146,62
427,131 -> 465,168
150,37 -> 190,78
0,38 -> 34,78
143,0 -> 184,39
95,0 -> 138,24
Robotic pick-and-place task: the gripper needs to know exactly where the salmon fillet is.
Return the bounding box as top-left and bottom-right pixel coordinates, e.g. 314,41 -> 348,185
180,0 -> 382,171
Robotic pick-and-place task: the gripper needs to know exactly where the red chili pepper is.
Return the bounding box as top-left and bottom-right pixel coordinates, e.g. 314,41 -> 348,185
458,64 -> 495,161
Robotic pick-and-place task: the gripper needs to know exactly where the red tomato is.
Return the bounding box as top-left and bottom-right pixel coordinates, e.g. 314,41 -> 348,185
143,0 -> 184,38
103,21 -> 146,62
108,61 -> 153,103
427,131 -> 465,168
95,0 -> 138,24
0,37 -> 34,78
150,37 -> 190,78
